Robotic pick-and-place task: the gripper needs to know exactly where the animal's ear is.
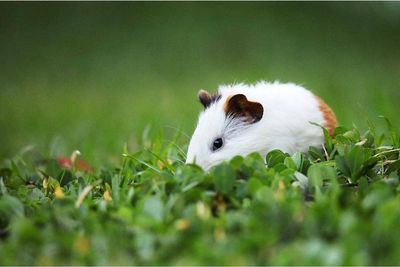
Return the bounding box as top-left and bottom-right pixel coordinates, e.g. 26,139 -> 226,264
198,89 -> 212,108
198,89 -> 221,109
224,94 -> 264,123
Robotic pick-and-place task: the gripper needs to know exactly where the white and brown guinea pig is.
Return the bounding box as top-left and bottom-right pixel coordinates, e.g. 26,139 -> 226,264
186,81 -> 337,170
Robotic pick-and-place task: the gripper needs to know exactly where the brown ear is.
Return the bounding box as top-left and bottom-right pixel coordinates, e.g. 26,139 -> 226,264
198,90 -> 212,108
198,89 -> 222,109
224,94 -> 263,123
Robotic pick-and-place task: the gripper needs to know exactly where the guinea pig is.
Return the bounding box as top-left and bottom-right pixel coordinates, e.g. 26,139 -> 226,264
185,81 -> 337,170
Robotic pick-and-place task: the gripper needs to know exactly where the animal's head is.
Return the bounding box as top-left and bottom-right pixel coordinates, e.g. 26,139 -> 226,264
186,89 -> 264,170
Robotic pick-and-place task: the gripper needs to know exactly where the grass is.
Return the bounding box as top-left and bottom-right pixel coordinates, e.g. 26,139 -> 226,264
1,121 -> 400,265
1,2 -> 400,265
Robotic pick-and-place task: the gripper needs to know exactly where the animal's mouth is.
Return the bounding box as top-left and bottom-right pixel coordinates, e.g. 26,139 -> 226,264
201,163 -> 213,171
185,157 -> 212,171
185,153 -> 228,171
199,159 -> 225,172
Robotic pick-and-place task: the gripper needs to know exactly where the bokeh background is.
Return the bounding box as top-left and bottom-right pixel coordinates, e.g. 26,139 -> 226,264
1,2 -> 399,165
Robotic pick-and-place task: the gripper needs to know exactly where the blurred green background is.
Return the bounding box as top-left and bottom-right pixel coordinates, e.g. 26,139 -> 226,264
1,2 -> 399,165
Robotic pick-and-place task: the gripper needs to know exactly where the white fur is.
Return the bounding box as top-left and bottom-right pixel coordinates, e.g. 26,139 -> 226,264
186,81 -> 326,170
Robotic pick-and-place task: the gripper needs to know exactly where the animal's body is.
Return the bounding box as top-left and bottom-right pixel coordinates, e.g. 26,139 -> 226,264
186,81 -> 337,170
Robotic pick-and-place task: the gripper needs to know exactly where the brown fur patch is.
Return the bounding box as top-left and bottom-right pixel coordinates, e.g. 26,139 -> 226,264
198,89 -> 221,109
316,96 -> 337,137
224,94 -> 263,123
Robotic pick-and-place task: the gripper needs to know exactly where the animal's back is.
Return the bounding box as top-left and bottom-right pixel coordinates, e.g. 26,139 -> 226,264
218,81 -> 336,154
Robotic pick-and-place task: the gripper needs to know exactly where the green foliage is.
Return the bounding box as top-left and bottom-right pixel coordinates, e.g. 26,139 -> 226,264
0,4 -> 399,265
1,123 -> 400,265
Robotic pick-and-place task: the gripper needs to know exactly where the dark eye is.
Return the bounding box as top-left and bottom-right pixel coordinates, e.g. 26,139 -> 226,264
212,138 -> 223,151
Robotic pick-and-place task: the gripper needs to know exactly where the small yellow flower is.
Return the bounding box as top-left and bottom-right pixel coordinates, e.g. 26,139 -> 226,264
157,160 -> 165,169
42,178 -> 48,189
54,185 -> 64,199
175,219 -> 190,231
73,235 -> 90,255
103,190 -> 112,202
